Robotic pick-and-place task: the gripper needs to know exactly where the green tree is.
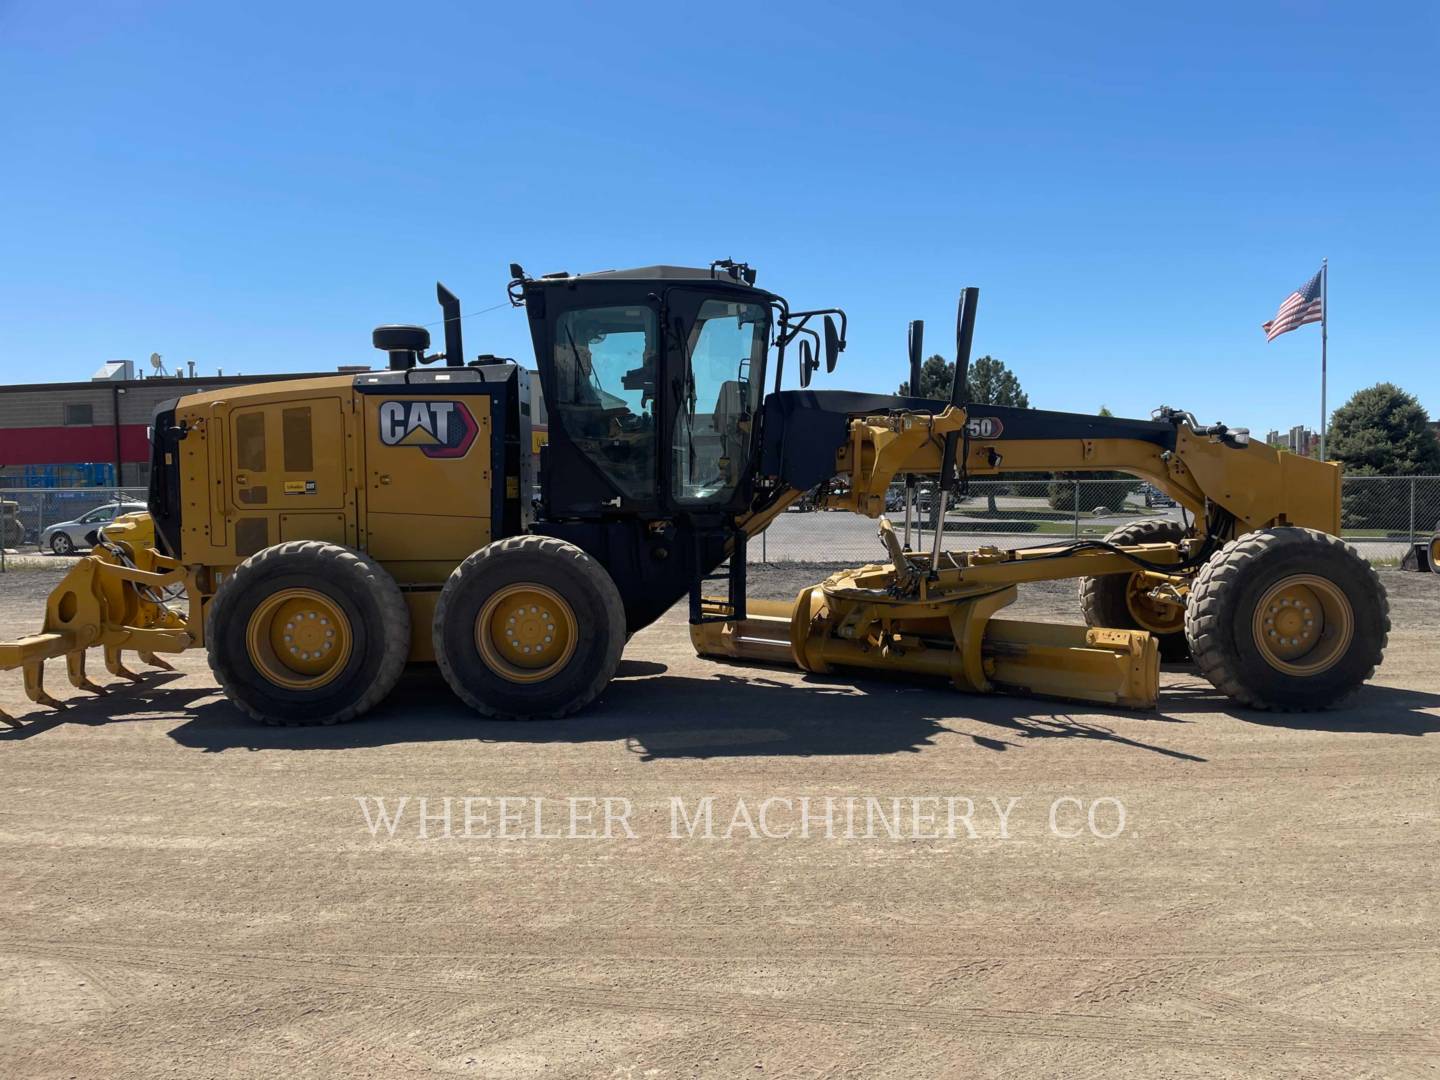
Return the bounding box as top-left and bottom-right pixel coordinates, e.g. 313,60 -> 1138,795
897,354 -> 1031,409
1329,383 -> 1440,529
897,354 -> 953,399
1330,383 -> 1440,474
898,355 -> 1034,513
968,355 -> 1031,409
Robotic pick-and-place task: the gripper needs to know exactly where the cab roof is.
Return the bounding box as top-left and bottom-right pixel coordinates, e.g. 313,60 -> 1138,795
532,264 -> 761,287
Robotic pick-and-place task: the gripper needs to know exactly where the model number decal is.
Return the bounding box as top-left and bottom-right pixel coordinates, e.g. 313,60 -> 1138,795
378,400 -> 478,458
966,416 -> 1005,439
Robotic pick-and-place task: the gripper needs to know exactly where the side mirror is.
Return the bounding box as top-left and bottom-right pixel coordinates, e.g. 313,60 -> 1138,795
799,339 -> 818,388
823,315 -> 841,373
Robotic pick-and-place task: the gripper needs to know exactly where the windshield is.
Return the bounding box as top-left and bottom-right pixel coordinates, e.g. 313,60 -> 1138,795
671,299 -> 768,505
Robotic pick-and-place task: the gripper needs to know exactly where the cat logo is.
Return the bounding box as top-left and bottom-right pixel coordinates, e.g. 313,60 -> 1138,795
378,400 -> 478,459
966,416 -> 1005,439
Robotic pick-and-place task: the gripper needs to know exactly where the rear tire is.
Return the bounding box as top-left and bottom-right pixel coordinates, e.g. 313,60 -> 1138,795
207,541 -> 410,725
1184,527 -> 1388,710
433,535 -> 626,720
1079,518 -> 1191,662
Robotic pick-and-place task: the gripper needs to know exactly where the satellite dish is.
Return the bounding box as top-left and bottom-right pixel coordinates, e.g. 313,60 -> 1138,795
150,352 -> 167,376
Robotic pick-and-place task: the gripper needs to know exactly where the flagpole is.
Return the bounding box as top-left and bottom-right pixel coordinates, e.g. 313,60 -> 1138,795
1319,258 -> 1328,461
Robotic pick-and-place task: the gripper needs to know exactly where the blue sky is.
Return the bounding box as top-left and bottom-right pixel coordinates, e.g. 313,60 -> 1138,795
2,1 -> 1436,432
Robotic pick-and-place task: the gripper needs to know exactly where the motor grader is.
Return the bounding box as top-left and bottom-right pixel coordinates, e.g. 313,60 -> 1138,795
0,262 -> 1388,726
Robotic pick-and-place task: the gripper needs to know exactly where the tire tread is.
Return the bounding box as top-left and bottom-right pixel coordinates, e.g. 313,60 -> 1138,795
1078,518 -> 1191,662
207,541 -> 410,726
433,535 -> 626,720
1184,527 -> 1389,710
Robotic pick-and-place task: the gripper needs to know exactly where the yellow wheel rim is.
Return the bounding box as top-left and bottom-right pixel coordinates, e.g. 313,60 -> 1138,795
1123,574 -> 1184,636
475,584 -> 577,684
245,588 -> 353,690
1251,574 -> 1353,676
1430,536 -> 1440,569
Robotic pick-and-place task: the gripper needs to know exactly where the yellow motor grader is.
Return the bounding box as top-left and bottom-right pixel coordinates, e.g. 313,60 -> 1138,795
0,263 -> 1388,726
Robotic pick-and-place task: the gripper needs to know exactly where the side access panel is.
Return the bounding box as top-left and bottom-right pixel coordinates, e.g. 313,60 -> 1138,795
174,381 -> 361,569
359,393 -> 494,573
352,369 -> 526,662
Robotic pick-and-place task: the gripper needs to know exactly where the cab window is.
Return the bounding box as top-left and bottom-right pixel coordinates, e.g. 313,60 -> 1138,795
552,305 -> 657,501
672,300 -> 767,504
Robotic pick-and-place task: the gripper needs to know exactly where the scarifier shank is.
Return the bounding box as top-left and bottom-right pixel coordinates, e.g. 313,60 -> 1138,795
0,514 -> 192,725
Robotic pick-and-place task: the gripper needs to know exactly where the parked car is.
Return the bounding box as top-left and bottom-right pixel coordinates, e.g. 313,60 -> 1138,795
1142,484 -> 1176,508
40,501 -> 147,555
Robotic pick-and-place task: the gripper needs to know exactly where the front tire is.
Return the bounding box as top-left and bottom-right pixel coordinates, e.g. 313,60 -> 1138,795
50,532 -> 75,556
1184,527 -> 1388,710
433,535 -> 626,720
1079,518 -> 1191,662
207,541 -> 410,725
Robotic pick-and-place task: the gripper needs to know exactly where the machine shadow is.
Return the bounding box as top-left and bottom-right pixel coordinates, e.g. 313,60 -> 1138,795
0,671 -> 200,741
11,661 -> 1438,758
163,659 -> 1218,761
1144,676 -> 1440,735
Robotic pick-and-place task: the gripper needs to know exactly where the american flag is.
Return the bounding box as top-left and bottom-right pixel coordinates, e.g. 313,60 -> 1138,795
1262,268 -> 1324,341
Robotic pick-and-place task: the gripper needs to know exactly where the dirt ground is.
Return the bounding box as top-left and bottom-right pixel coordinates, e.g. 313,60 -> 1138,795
1,563 -> 1437,1079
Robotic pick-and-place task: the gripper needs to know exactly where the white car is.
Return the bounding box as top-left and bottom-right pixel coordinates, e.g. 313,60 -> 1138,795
40,501 -> 147,555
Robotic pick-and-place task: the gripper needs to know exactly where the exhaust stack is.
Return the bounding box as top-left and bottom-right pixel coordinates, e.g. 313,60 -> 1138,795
437,282 -> 464,367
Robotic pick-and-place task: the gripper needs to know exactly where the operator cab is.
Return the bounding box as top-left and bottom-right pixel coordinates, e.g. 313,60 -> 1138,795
513,262 -> 770,520
511,261 -> 843,523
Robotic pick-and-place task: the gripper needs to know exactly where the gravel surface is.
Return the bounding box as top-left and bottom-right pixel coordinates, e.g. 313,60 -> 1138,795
0,560 -> 1436,1078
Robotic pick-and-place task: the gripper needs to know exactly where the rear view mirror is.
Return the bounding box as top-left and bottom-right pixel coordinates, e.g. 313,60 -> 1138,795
824,315 -> 841,373
799,339 -> 818,388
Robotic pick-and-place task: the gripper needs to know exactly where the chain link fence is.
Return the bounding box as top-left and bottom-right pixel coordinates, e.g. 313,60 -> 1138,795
0,487 -> 149,569
754,476 -> 1440,566
2,477 -> 1438,570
